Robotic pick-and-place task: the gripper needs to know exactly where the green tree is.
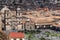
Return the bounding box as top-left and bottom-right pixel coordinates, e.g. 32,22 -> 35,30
40,36 -> 46,40
28,34 -> 33,40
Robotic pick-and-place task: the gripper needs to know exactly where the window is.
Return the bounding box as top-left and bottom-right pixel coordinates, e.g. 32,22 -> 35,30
9,21 -> 12,25
20,39 -> 22,40
37,25 -> 39,28
6,19 -> 8,22
26,19 -> 30,21
30,26 -> 32,30
16,13 -> 22,17
6,13 -> 9,17
17,18 -> 20,21
19,22 -> 20,24
6,22 -> 9,25
17,21 -> 19,24
16,11 -> 20,16
14,39 -> 16,40
5,10 -> 11,17
17,10 -> 20,14
19,13 -> 20,16
22,25 -> 24,30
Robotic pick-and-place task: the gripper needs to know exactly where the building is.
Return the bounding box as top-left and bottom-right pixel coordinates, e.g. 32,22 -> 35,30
0,0 -> 60,32
0,0 -> 59,10
9,32 -> 25,40
0,6 -> 35,31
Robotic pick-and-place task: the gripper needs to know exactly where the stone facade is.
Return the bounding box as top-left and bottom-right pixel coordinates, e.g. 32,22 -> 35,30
0,6 -> 35,31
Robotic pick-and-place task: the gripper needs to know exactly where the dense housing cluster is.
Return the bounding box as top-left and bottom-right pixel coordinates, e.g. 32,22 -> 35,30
0,6 -> 60,32
0,0 -> 60,10
0,0 -> 59,32
0,0 -> 60,40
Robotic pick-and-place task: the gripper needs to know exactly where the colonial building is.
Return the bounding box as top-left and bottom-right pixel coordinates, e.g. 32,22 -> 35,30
9,32 -> 25,40
0,0 -> 60,32
0,6 -> 35,31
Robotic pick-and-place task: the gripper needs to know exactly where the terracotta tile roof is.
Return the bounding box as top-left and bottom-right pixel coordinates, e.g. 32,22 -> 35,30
9,32 -> 25,38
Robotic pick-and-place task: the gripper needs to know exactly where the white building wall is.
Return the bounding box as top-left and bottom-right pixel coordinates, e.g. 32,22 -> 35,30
17,24 -> 23,30
6,25 -> 11,31
22,38 -> 25,40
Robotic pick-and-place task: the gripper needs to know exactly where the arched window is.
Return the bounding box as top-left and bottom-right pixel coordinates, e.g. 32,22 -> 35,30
16,38 -> 22,40
20,39 -> 22,40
